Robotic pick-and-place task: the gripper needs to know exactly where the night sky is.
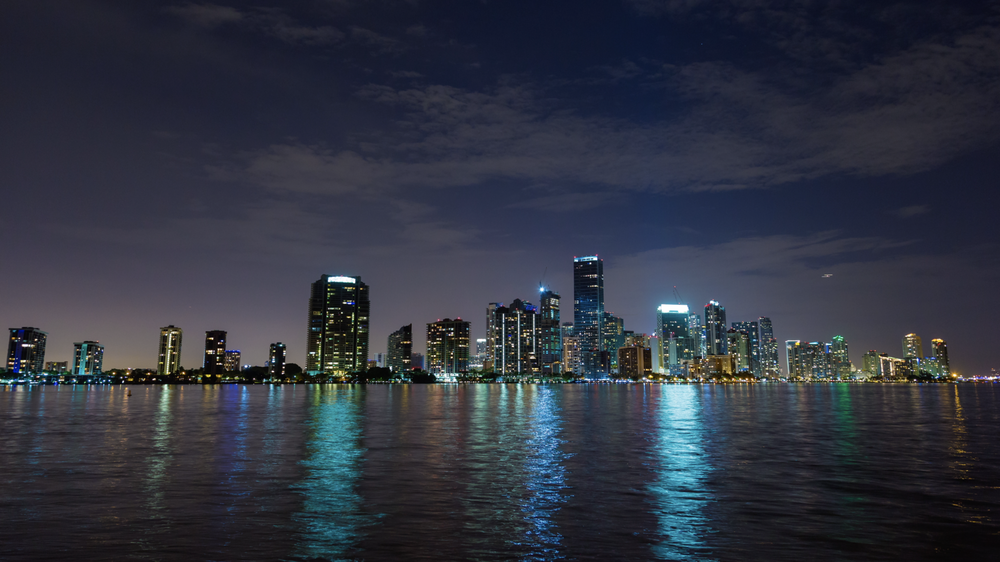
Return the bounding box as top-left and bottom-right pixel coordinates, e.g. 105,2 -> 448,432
2,0 -> 998,375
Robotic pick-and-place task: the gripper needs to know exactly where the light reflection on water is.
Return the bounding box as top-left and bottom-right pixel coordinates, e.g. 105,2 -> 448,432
650,386 -> 715,561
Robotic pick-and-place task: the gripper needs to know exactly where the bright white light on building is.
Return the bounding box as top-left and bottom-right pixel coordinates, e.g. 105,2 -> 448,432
574,256 -> 598,262
328,276 -> 357,284
658,304 -> 689,314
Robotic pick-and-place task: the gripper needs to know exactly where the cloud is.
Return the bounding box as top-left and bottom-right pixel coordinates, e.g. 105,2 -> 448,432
165,3 -> 243,27
893,204 -> 930,218
350,26 -> 405,54
166,4 -> 344,45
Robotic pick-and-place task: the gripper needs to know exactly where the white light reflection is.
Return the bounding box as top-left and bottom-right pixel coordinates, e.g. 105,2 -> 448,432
519,385 -> 567,558
650,386 -> 716,561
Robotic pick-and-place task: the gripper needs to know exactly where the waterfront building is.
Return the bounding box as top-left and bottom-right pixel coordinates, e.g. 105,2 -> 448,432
903,333 -> 923,359
45,361 -> 68,373
157,325 -> 183,375
758,317 -> 779,377
387,324 -> 413,373
732,321 -> 761,377
862,350 -> 880,377
648,335 -> 663,374
487,299 -> 538,375
306,275 -> 370,376
830,335 -> 851,378
573,255 -> 605,376
224,350 -> 241,372
690,313 -> 706,358
930,339 -> 949,374
693,355 -> 736,378
879,354 -> 911,380
602,312 -> 624,373
6,327 -> 47,375
426,318 -> 470,374
72,341 -> 104,376
657,304 -> 693,370
268,342 -> 286,378
204,330 -> 227,375
704,301 -> 727,355
538,289 -> 562,373
726,329 -> 751,373
618,344 -> 652,380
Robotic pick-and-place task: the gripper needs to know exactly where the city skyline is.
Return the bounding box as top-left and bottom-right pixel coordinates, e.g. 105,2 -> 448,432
1,1 -> 997,375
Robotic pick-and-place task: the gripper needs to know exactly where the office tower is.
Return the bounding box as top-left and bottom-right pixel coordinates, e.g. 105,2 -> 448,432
688,313 -> 705,358
7,327 -> 47,375
732,321 -> 760,377
758,317 -> 779,376
387,324 -> 413,373
306,275 -> 370,375
73,341 -> 104,376
158,325 -> 183,375
649,335 -> 663,374
538,289 -> 562,374
726,329 -> 750,373
830,335 -> 850,378
618,344 -> 652,380
931,339 -> 949,374
704,301 -> 727,355
472,338 -> 487,369
902,333 -> 923,359
485,303 -> 501,372
787,341 -> 836,379
269,342 -> 286,378
602,312 -> 624,373
573,255 -> 604,376
45,361 -> 68,373
862,350 -> 880,377
224,350 -> 241,372
658,305 -> 692,369
204,330 -> 227,375
487,299 -> 539,375
426,319 -> 470,374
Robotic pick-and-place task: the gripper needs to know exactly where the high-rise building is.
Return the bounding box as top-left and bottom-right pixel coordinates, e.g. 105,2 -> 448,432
758,317 -> 779,376
45,361 -> 68,373
426,318 -> 470,374
903,333 -> 923,359
204,330 -> 227,375
618,344 -> 652,380
306,275 -> 370,375
561,323 -> 583,375
573,255 -> 604,376
269,343 -> 286,378
862,350 -> 880,377
704,301 -> 727,355
73,341 -> 104,376
830,335 -> 850,378
688,313 -> 705,359
487,299 -> 539,375
602,312 -> 624,373
787,340 -> 836,379
658,304 -> 693,370
931,339 -> 949,374
224,350 -> 241,372
731,321 -> 760,377
538,289 -> 562,373
387,324 -> 413,373
726,329 -> 750,373
7,327 -> 47,375
157,325 -> 183,375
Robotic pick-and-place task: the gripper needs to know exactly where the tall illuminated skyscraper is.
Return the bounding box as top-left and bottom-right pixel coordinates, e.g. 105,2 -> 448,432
830,335 -> 850,378
204,330 -> 227,375
157,325 -> 183,375
704,300 -> 727,355
538,289 -> 562,373
758,317 -> 779,376
487,299 -> 538,375
602,311 -> 624,373
224,350 -> 241,372
72,341 -> 104,376
657,304 -> 693,370
268,342 -> 286,378
426,318 -> 470,374
902,333 -> 923,359
7,327 -> 47,375
573,255 -> 604,376
306,275 -> 370,375
726,329 -> 750,373
387,324 -> 413,373
731,320 -> 760,377
931,339 -> 949,374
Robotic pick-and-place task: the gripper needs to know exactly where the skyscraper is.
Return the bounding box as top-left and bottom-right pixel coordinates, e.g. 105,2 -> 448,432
618,344 -> 652,380
487,299 -> 539,375
602,311 -> 624,373
73,341 -> 104,376
224,350 -> 241,372
158,325 -> 183,375
704,300 -> 727,355
731,321 -> 760,377
538,289 -> 562,373
387,324 -> 413,373
657,304 -> 693,370
306,275 -> 370,375
204,330 -> 227,376
830,335 -> 850,378
903,333 -> 923,359
268,342 -> 286,378
426,318 -> 470,375
573,255 -> 604,376
931,339 -> 949,374
7,327 -> 47,375
726,329 -> 750,373
758,317 -> 779,377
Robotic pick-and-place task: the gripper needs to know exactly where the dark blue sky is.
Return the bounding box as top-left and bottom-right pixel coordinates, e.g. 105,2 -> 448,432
2,0 -> 998,374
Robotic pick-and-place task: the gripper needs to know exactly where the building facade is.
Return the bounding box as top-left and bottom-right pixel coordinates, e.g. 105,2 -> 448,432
268,342 -> 286,378
426,319 -> 470,375
487,299 -> 538,375
731,321 -> 760,377
758,317 -> 779,377
930,338 -> 949,374
224,350 -> 241,372
387,324 -> 413,373
573,256 -> 604,376
538,289 -> 562,373
618,344 -> 653,380
157,325 -> 183,375
306,275 -> 370,375
658,304 -> 693,371
204,330 -> 227,375
903,333 -> 923,359
704,300 -> 727,356
73,341 -> 104,376
7,327 -> 47,375
602,312 -> 624,373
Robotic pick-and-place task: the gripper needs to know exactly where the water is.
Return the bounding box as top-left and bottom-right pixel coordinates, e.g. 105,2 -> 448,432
1,384 -> 998,561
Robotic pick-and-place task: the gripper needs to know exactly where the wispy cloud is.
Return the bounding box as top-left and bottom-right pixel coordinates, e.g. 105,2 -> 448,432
166,3 -> 344,45
893,204 -> 930,218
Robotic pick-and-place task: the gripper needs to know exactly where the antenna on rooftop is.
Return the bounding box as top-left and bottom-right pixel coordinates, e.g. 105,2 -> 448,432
673,286 -> 685,305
